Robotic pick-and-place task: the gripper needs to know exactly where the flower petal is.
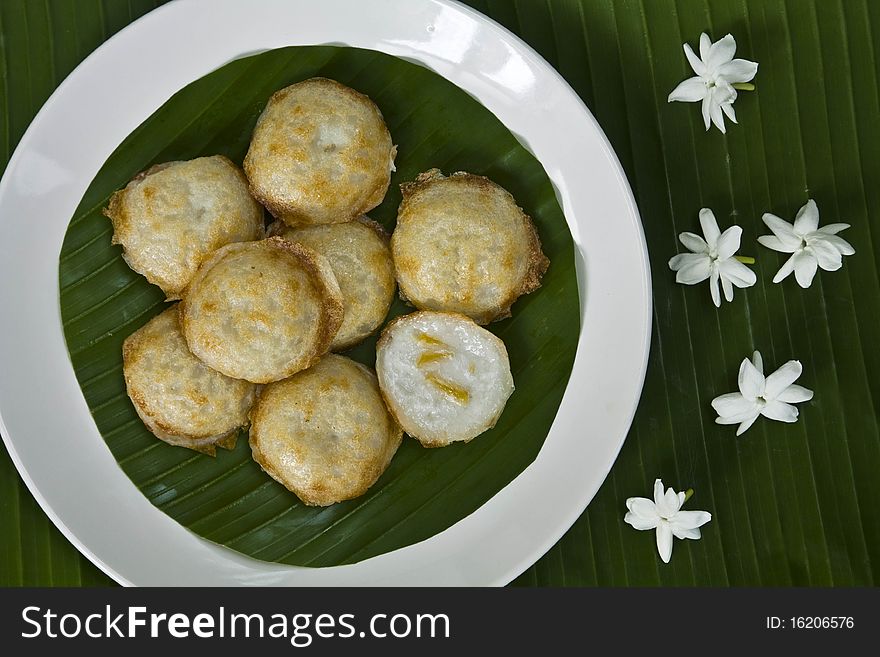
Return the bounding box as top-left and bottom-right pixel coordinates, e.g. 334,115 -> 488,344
709,268 -> 721,307
738,356 -> 765,399
669,252 -> 705,270
716,79 -> 737,104
793,199 -> 820,235
752,351 -> 763,374
656,522 -> 674,563
808,239 -> 843,271
653,479 -> 665,506
772,252 -> 799,283
672,526 -> 702,540
701,94 -> 712,130
625,511 -> 659,531
709,94 -> 727,133
655,488 -> 680,518
736,413 -> 761,435
716,409 -> 760,425
816,222 -> 851,235
717,58 -> 758,83
699,33 -> 712,61
683,43 -> 707,77
678,231 -> 709,253
707,33 -> 737,69
664,488 -> 682,515
625,497 -> 660,530
762,213 -> 802,248
721,275 -> 734,302
818,233 -> 855,256
699,208 -> 721,248
776,384 -> 814,404
721,101 -> 737,124
764,360 -> 803,399
758,235 -> 799,253
715,225 -> 743,260
672,510 -> 712,531
719,258 -> 757,287
793,251 -> 819,288
627,496 -> 659,517
669,76 -> 708,103
761,399 -> 799,423
711,392 -> 756,419
670,254 -> 712,284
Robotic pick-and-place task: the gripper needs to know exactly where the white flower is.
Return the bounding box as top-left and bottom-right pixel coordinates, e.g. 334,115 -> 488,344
668,208 -> 757,307
758,199 -> 855,288
668,32 -> 758,133
711,351 -> 813,436
624,479 -> 712,563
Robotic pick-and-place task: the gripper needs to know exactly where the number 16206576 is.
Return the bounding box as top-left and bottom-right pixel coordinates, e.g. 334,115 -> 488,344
766,617 -> 854,630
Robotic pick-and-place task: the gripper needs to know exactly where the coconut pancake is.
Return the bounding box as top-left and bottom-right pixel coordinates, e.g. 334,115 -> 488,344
375,311 -> 514,447
244,77 -> 396,227
180,237 -> 343,383
269,217 -> 395,351
392,169 -> 549,324
122,306 -> 257,455
249,354 -> 403,506
105,155 -> 264,299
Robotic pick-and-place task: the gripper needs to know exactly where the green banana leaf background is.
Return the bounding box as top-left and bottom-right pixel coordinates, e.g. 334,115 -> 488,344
2,0 -> 879,586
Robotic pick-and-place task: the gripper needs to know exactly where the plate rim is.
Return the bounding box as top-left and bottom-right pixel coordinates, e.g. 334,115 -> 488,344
0,0 -> 651,586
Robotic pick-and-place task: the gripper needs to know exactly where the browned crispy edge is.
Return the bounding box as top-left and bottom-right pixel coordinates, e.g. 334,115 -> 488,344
179,237 -> 344,384
103,157 -> 263,300
266,218 -> 394,351
243,77 -> 394,226
395,170 -> 550,324
121,306 -> 248,456
248,355 -> 403,506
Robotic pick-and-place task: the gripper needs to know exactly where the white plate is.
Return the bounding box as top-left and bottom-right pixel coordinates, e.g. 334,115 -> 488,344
0,0 -> 650,586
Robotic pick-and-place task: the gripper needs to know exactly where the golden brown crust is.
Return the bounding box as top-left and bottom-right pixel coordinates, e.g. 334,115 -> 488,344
104,155 -> 265,299
269,219 -> 395,352
268,215 -> 390,241
131,400 -> 239,456
519,212 -> 550,299
244,77 -> 395,227
398,167 -> 445,198
105,191 -> 125,246
355,215 -> 391,243
280,238 -> 345,370
393,170 -> 549,324
248,355 -> 403,506
179,237 -> 344,383
122,306 -> 256,455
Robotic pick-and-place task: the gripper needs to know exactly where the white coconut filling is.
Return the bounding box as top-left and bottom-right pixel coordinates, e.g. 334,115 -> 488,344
377,313 -> 513,444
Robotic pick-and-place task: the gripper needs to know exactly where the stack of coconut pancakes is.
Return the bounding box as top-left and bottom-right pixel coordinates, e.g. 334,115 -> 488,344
107,77 -> 549,506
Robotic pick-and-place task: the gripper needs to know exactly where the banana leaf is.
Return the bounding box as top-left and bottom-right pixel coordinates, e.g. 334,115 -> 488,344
57,45 -> 579,567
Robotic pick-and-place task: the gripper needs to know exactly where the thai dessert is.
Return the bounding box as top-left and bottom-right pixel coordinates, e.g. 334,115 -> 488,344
249,354 -> 403,506
105,155 -> 264,299
179,237 -> 343,383
375,311 -> 514,447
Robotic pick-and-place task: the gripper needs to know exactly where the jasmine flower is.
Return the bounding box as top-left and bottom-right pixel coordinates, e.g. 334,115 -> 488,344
711,351 -> 813,436
624,479 -> 712,563
758,199 -> 855,288
668,208 -> 757,307
668,32 -> 758,133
